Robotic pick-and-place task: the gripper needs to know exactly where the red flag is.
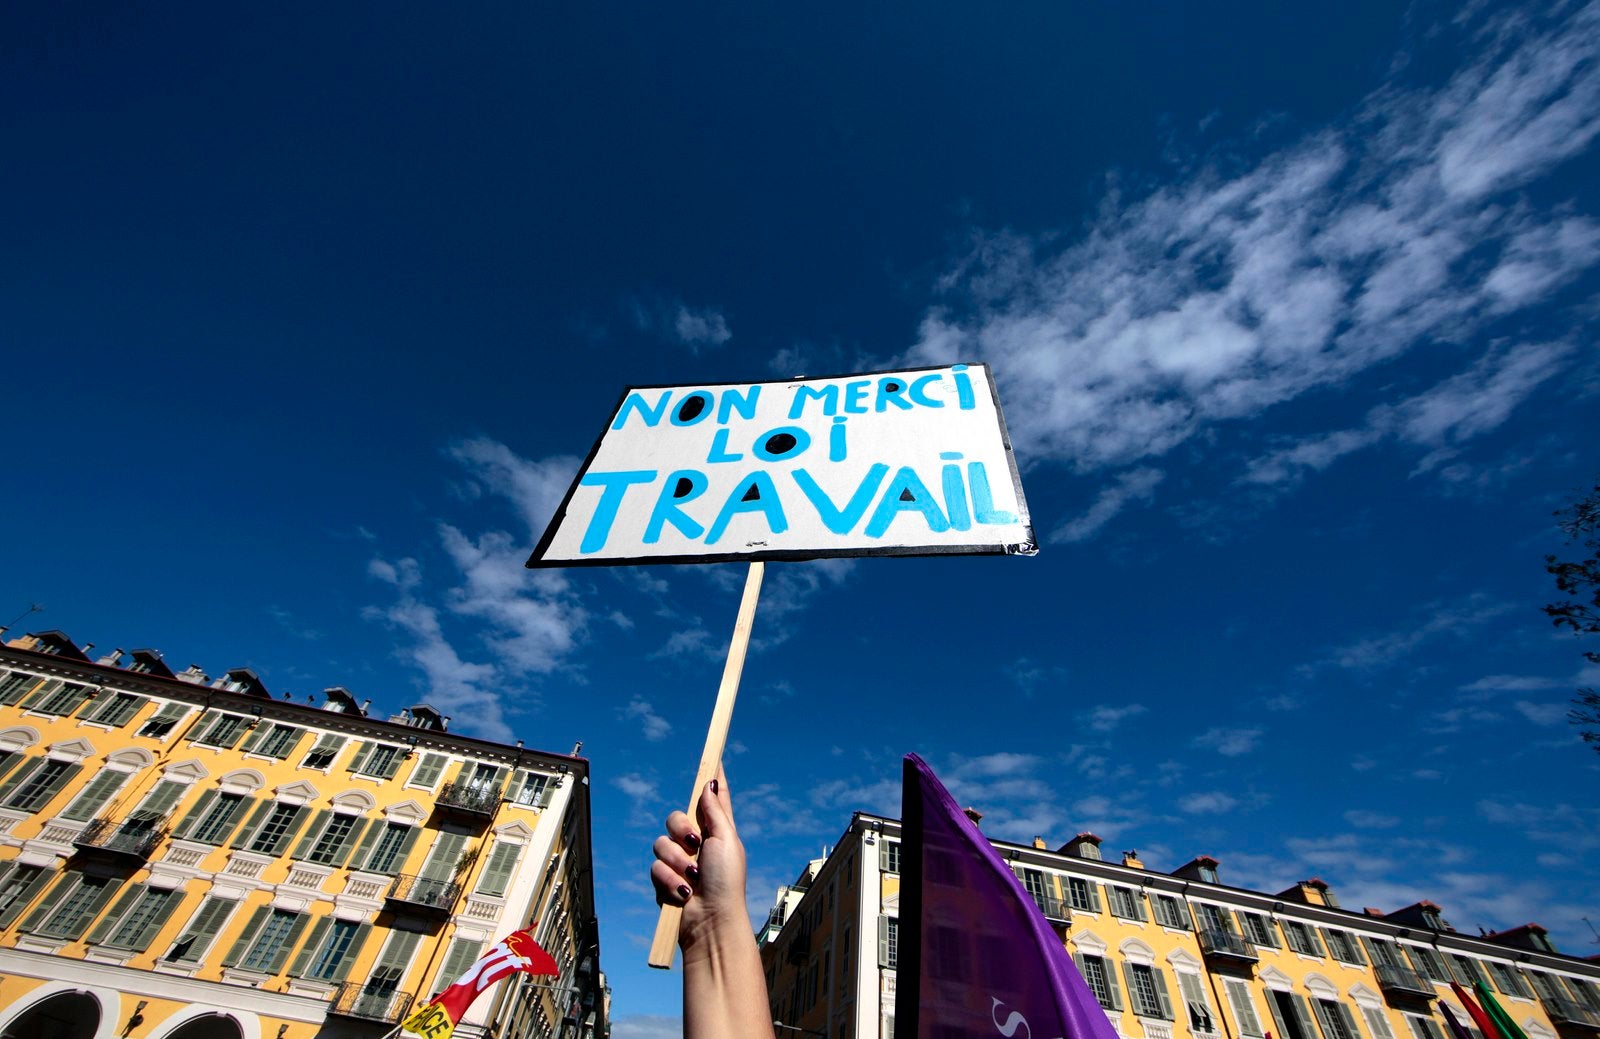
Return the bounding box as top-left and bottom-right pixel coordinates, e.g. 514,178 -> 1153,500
1452,981 -> 1506,1039
403,929 -> 559,1039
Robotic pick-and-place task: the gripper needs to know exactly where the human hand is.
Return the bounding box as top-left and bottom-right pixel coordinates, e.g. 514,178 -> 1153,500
651,764 -> 749,956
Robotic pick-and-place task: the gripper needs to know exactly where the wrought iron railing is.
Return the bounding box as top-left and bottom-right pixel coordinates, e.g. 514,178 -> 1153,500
73,817 -> 167,860
1197,928 -> 1258,960
1374,964 -> 1436,999
1540,995 -> 1600,1028
385,873 -> 461,913
435,780 -> 501,817
328,981 -> 413,1023
1031,894 -> 1071,923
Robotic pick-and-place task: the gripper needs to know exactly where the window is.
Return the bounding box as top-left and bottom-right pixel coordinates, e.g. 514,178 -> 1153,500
298,918 -> 365,981
1067,876 -> 1102,912
0,670 -> 41,705
1361,1006 -> 1397,1039
1406,1017 -> 1446,1039
239,909 -> 302,972
1196,903 -> 1235,935
1225,979 -> 1265,1038
1485,962 -> 1532,999
0,864 -> 49,927
308,814 -> 359,865
248,803 -> 306,854
1406,946 -> 1451,984
1019,868 -> 1050,907
1239,912 -> 1278,948
363,823 -> 417,874
1325,929 -> 1365,965
1267,990 -> 1321,1039
25,873 -> 118,939
247,724 -> 303,759
1283,920 -> 1324,956
511,770 -> 554,806
95,885 -> 182,951
60,768 -> 130,822
1198,864 -> 1220,884
476,841 -> 521,897
1151,894 -> 1190,930
192,712 -> 251,749
357,744 -> 403,779
87,692 -> 146,727
33,682 -> 92,716
878,916 -> 898,968
136,702 -> 188,739
1178,972 -> 1217,1034
880,840 -> 901,874
180,792 -> 248,844
1124,963 -> 1174,1019
1314,1000 -> 1362,1039
1448,955 -> 1490,989
1108,885 -> 1147,921
167,897 -> 235,964
434,936 -> 485,992
3,758 -> 79,812
409,753 -> 448,790
301,733 -> 344,770
1077,954 -> 1122,1010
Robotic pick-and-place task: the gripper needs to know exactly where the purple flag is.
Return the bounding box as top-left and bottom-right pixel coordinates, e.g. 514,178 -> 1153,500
895,753 -> 1122,1039
1440,1002 -> 1478,1039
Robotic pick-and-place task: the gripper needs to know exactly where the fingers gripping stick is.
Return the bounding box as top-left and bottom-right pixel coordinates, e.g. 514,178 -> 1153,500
648,561 -> 765,969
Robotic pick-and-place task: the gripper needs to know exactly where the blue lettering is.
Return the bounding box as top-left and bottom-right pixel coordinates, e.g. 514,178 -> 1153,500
577,470 -> 658,553
969,462 -> 1017,525
753,426 -> 811,462
829,417 -> 848,462
909,373 -> 944,407
706,428 -> 743,463
644,470 -> 708,543
611,391 -> 672,430
940,454 -> 971,531
792,465 -> 889,534
843,380 -> 870,414
671,391 -> 714,426
865,467 -> 949,538
952,363 -> 976,410
788,384 -> 838,419
717,385 -> 761,424
875,376 -> 912,412
706,472 -> 788,545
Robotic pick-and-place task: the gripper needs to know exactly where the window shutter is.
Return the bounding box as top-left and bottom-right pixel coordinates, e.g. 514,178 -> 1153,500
0,759 -> 43,805
879,840 -> 895,872
1152,967 -> 1175,1020
1088,882 -> 1103,913
349,818 -> 383,869
379,826 -> 423,876
437,937 -> 485,992
332,923 -> 372,982
374,928 -> 423,984
25,762 -> 82,812
1103,957 -> 1123,1010
1361,936 -> 1386,968
1304,925 -> 1327,957
476,842 -> 520,897
169,897 -> 235,963
410,753 -> 446,788
380,749 -> 405,780
57,878 -> 119,939
419,832 -> 467,882
241,722 -> 273,755
136,779 -> 187,821
1228,981 -> 1264,1038
222,905 -> 272,967
271,726 -> 305,758
537,777 -> 556,807
1290,994 -> 1321,1039
87,884 -> 146,945
0,868 -> 51,927
263,913 -> 311,974
20,680 -> 64,709
1264,991 -> 1292,1039
18,875 -> 74,933
346,742 -> 371,773
1133,890 -> 1148,921
188,710 -> 220,743
291,810 -> 331,860
229,801 -> 274,849
1337,1003 -> 1364,1039
93,693 -> 148,727
171,791 -> 218,841
0,671 -> 41,705
125,889 -> 183,951
61,769 -> 128,822
878,916 -> 891,967
289,917 -> 332,978
1120,962 -> 1141,1014
1362,1007 -> 1396,1039
332,819 -> 374,868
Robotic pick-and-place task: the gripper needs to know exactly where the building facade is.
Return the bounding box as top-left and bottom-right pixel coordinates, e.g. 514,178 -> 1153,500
0,632 -> 606,1039
759,812 -> 1600,1039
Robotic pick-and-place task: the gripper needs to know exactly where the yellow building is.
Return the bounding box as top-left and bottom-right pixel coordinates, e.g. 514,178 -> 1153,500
758,812 -> 1600,1039
0,631 -> 606,1039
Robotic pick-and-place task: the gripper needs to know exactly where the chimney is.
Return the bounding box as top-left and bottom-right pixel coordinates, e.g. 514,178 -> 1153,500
1033,836 -> 1048,850
1122,849 -> 1144,869
963,806 -> 983,827
96,648 -> 125,666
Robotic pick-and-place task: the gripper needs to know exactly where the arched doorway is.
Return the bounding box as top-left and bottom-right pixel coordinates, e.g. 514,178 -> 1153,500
162,1015 -> 244,1039
0,991 -> 101,1039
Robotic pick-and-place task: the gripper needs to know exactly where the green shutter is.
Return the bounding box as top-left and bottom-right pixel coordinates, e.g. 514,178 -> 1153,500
289,917 -> 332,977
261,805 -> 311,856
438,937 -> 485,990
60,769 -> 128,822
332,923 -> 372,982
170,897 -> 234,963
878,915 -> 892,967
410,753 -> 446,788
332,819 -> 374,868
92,692 -> 148,726
188,710 -> 220,743
378,826 -> 423,876
59,877 -> 120,939
0,752 -> 21,786
229,800 -> 274,849
1264,991 -> 1291,1039
291,810 -> 331,860
124,888 -> 182,951
20,761 -> 82,812
346,742 -> 371,773
1088,881 -> 1103,913
0,867 -> 52,927
1152,967 -> 1175,1019
419,832 -> 467,882
172,791 -> 219,840
0,671 -> 43,705
374,928 -> 423,982
1337,1004 -> 1363,1039
136,779 -> 188,821
240,722 -> 272,755
380,748 -> 405,780
87,884 -> 147,945
20,680 -> 64,709
222,905 -> 272,967
350,818 -> 383,870
1290,995 -> 1320,1039
0,758 -> 44,806
1104,957 -> 1124,1010
476,842 -> 520,897
264,913 -> 312,974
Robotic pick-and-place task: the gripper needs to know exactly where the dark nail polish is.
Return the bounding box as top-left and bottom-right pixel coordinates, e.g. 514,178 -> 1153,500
677,884 -> 692,901
685,832 -> 702,851
709,779 -> 719,794
686,865 -> 701,883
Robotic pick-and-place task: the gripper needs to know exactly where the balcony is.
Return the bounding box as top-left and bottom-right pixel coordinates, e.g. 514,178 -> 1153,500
72,818 -> 166,864
786,931 -> 812,965
384,873 -> 460,917
434,780 -> 501,821
1197,928 -> 1259,966
327,981 -> 414,1024
1374,964 -> 1437,1000
1030,894 -> 1071,925
1541,996 -> 1600,1031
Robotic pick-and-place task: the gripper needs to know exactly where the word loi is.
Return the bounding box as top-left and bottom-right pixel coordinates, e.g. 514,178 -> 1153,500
528,364 -> 1035,567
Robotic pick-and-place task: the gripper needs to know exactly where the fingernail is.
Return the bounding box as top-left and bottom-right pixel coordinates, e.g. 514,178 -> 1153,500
677,884 -> 692,901
685,832 -> 702,851
686,865 -> 701,883
709,779 -> 719,794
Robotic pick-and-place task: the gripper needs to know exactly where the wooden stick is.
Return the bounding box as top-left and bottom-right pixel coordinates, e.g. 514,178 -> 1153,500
648,560 -> 766,969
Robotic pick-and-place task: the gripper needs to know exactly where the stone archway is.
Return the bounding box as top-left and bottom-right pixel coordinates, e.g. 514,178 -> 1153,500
0,991 -> 101,1039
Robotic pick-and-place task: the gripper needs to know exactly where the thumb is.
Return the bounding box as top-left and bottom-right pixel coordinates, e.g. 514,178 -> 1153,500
696,769 -> 735,841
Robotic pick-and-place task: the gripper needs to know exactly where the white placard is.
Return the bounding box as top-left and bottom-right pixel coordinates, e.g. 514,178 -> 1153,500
527,364 -> 1036,567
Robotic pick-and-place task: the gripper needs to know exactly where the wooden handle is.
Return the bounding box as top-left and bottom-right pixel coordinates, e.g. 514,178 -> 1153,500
647,560 -> 766,969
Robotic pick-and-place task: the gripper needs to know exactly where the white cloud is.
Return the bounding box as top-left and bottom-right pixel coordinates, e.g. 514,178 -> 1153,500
897,2 -> 1599,534
448,438 -> 578,536
673,305 -> 733,348
1320,593 -> 1515,672
628,295 -> 733,351
619,697 -> 673,741
1513,700 -> 1570,725
1343,809 -> 1401,829
1460,674 -> 1565,691
1193,727 -> 1263,757
1180,791 -> 1239,814
1084,703 -> 1149,732
611,1017 -> 683,1039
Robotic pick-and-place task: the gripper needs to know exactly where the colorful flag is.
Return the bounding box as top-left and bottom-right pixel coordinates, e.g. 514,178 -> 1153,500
402,929 -> 559,1039
1452,981 -> 1506,1039
1440,1001 -> 1477,1039
894,752 -> 1122,1039
1474,979 -> 1532,1039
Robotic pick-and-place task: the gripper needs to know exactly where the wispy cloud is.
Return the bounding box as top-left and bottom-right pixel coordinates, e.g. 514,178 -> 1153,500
618,697 -> 672,741
628,294 -> 733,352
899,1 -> 1599,535
1179,791 -> 1239,814
1193,727 -> 1263,757
1083,703 -> 1149,733
1317,593 -> 1515,672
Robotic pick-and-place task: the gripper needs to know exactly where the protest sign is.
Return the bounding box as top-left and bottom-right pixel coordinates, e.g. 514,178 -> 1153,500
526,363 -> 1035,567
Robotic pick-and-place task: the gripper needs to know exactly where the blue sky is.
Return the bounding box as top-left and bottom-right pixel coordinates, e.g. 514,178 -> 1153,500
4,1 -> 1599,1033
